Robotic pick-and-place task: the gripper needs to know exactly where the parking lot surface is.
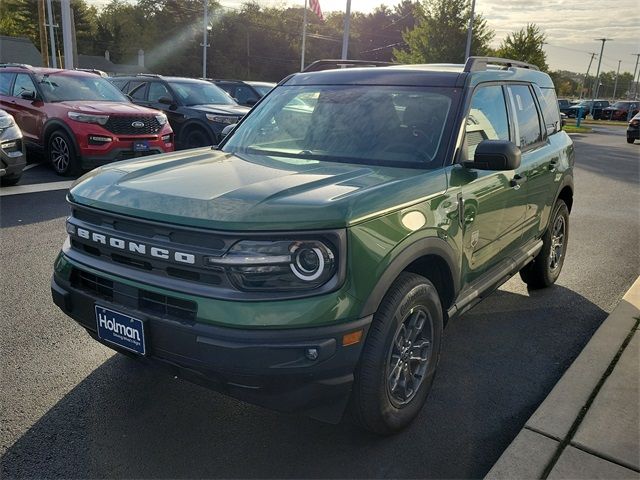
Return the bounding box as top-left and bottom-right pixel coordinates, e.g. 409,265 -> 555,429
1,126 -> 638,478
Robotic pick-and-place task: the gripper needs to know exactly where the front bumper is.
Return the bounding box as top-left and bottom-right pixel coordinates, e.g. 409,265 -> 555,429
51,269 -> 371,423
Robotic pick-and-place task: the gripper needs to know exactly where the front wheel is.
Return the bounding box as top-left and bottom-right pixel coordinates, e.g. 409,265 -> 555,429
48,131 -> 80,176
183,127 -> 212,149
350,272 -> 443,435
520,199 -> 569,289
627,137 -> 635,144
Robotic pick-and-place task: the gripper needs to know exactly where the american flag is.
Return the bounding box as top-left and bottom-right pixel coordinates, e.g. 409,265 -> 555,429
309,0 -> 324,21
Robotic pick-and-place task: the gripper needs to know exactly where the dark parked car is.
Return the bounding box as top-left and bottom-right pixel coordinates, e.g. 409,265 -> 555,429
211,79 -> 275,107
627,112 -> 639,144
567,100 -> 609,119
0,65 -> 174,176
603,101 -> 640,121
0,109 -> 26,185
111,75 -> 250,149
558,98 -> 572,115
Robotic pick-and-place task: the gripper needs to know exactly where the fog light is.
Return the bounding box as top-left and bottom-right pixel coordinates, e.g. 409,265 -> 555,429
162,134 -> 172,143
304,348 -> 319,361
88,135 -> 112,145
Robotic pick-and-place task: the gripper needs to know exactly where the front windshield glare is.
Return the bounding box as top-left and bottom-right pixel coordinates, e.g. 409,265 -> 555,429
169,82 -> 235,106
37,74 -> 129,102
222,85 -> 454,167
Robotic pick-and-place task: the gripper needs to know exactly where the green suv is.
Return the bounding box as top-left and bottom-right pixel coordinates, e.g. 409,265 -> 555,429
52,57 -> 574,434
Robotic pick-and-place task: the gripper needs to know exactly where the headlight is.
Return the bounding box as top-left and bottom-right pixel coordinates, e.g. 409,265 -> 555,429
68,112 -> 109,125
206,114 -> 237,124
0,114 -> 16,129
155,114 -> 167,125
206,239 -> 337,291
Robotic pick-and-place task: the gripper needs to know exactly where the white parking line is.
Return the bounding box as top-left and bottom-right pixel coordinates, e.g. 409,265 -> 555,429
0,180 -> 74,197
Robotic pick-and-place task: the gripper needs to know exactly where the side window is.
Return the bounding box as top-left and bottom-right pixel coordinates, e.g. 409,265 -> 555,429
537,87 -> 560,135
466,85 -> 510,159
127,81 -> 148,100
148,82 -> 172,102
507,85 -> 542,149
12,74 -> 36,97
110,79 -> 128,91
234,86 -> 258,105
0,72 -> 15,95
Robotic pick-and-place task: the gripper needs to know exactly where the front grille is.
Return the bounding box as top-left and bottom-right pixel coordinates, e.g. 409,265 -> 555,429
104,116 -> 162,135
70,268 -> 198,323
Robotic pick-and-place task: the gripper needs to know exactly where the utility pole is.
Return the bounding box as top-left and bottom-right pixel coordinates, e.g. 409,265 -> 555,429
341,0 -> 351,60
590,38 -> 610,116
464,0 -> 476,60
631,53 -> 640,99
202,0 -> 209,78
45,0 -> 57,68
301,0 -> 308,71
612,60 -> 621,100
579,53 -> 596,99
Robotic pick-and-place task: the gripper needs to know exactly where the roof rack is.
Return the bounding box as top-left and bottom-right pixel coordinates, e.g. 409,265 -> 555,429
135,73 -> 162,78
302,59 -> 395,73
464,56 -> 539,72
0,63 -> 32,69
74,68 -> 108,78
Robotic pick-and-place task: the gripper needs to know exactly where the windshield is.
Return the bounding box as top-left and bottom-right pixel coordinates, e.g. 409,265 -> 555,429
169,81 -> 235,106
251,84 -> 275,96
222,85 -> 457,167
612,102 -> 630,108
37,73 -> 129,102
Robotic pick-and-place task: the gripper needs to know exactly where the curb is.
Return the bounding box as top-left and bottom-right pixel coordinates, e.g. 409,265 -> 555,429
485,277 -> 640,479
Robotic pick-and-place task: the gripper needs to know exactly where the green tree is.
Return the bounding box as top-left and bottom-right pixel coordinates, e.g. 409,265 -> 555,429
393,0 -> 494,64
497,23 -> 548,71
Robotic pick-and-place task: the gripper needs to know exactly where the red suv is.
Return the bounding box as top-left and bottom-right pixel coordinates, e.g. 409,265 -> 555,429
0,65 -> 174,176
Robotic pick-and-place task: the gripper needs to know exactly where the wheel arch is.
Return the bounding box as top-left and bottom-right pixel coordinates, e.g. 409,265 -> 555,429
360,237 -> 460,320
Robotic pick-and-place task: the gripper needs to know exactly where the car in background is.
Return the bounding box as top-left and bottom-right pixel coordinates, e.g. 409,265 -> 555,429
558,98 -> 572,115
0,64 -> 174,176
0,109 -> 26,185
111,75 -> 250,148
627,112 -> 639,144
603,101 -> 640,121
211,79 -> 275,107
567,100 -> 610,119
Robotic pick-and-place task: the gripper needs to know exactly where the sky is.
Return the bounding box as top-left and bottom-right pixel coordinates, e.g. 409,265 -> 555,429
88,0 -> 640,75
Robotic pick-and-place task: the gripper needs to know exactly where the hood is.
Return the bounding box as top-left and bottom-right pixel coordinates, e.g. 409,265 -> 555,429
189,104 -> 251,116
69,150 -> 447,230
59,101 -> 161,116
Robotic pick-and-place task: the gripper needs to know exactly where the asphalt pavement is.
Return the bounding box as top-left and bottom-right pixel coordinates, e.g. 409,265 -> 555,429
1,126 -> 638,478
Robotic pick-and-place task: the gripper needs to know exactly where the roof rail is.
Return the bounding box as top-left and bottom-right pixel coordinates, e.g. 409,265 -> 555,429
464,56 -> 540,72
74,68 -> 108,78
135,73 -> 162,78
0,63 -> 32,69
302,59 -> 395,73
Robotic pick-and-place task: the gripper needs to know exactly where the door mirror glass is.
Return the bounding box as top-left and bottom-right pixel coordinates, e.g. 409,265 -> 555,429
464,140 -> 521,171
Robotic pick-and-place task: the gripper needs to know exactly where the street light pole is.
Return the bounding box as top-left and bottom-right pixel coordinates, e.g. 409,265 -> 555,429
340,0 -> 351,60
60,0 -> 73,69
612,59 -> 621,100
464,0 -> 476,60
202,0 -> 209,78
301,0 -> 308,71
590,38 -> 610,117
45,0 -> 57,68
631,53 -> 640,99
578,52 -> 596,100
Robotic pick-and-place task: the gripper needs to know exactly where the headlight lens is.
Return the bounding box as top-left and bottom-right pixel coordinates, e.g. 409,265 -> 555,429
0,114 -> 16,129
206,114 -> 238,124
68,112 -> 109,125
155,113 -> 167,125
207,239 -> 337,291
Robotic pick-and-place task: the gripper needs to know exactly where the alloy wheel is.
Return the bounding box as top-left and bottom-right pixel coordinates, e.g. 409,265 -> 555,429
51,136 -> 70,173
549,214 -> 566,271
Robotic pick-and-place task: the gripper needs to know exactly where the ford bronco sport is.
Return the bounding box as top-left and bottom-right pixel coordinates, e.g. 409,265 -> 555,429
52,57 -> 574,434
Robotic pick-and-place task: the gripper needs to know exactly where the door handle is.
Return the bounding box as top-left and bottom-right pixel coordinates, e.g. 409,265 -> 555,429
549,159 -> 558,172
510,174 -> 526,190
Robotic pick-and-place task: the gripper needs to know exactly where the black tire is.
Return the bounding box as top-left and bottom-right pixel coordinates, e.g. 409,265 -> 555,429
350,272 -> 443,435
183,127 -> 212,149
520,200 -> 570,289
1,174 -> 22,186
627,137 -> 635,144
48,130 -> 80,176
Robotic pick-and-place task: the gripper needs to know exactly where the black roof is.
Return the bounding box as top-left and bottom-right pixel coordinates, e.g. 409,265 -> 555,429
0,36 -> 43,67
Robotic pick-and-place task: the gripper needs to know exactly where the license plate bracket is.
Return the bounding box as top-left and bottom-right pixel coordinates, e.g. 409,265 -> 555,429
133,140 -> 150,152
95,305 -> 146,355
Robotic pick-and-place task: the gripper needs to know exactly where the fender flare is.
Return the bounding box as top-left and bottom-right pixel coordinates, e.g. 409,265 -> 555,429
360,236 -> 461,317
554,172 -> 574,208
42,119 -> 81,157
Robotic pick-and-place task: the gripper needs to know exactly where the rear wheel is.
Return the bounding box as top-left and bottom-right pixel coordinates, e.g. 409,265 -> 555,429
350,272 -> 443,435
48,130 -> 80,176
520,199 -> 569,289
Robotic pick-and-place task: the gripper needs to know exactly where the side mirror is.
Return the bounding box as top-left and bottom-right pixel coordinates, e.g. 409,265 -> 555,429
464,140 -> 521,171
246,98 -> 258,106
221,124 -> 236,139
158,96 -> 174,105
20,90 -> 37,100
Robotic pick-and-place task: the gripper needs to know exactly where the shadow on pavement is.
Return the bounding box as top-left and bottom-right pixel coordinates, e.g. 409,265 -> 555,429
1,285 -> 606,479
0,190 -> 70,228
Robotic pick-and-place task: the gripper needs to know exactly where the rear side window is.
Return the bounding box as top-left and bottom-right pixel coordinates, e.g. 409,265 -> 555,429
507,85 -> 542,149
127,81 -> 148,100
0,72 -> 14,95
466,85 -> 510,159
110,78 -> 128,91
537,87 -> 561,135
12,74 -> 36,97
